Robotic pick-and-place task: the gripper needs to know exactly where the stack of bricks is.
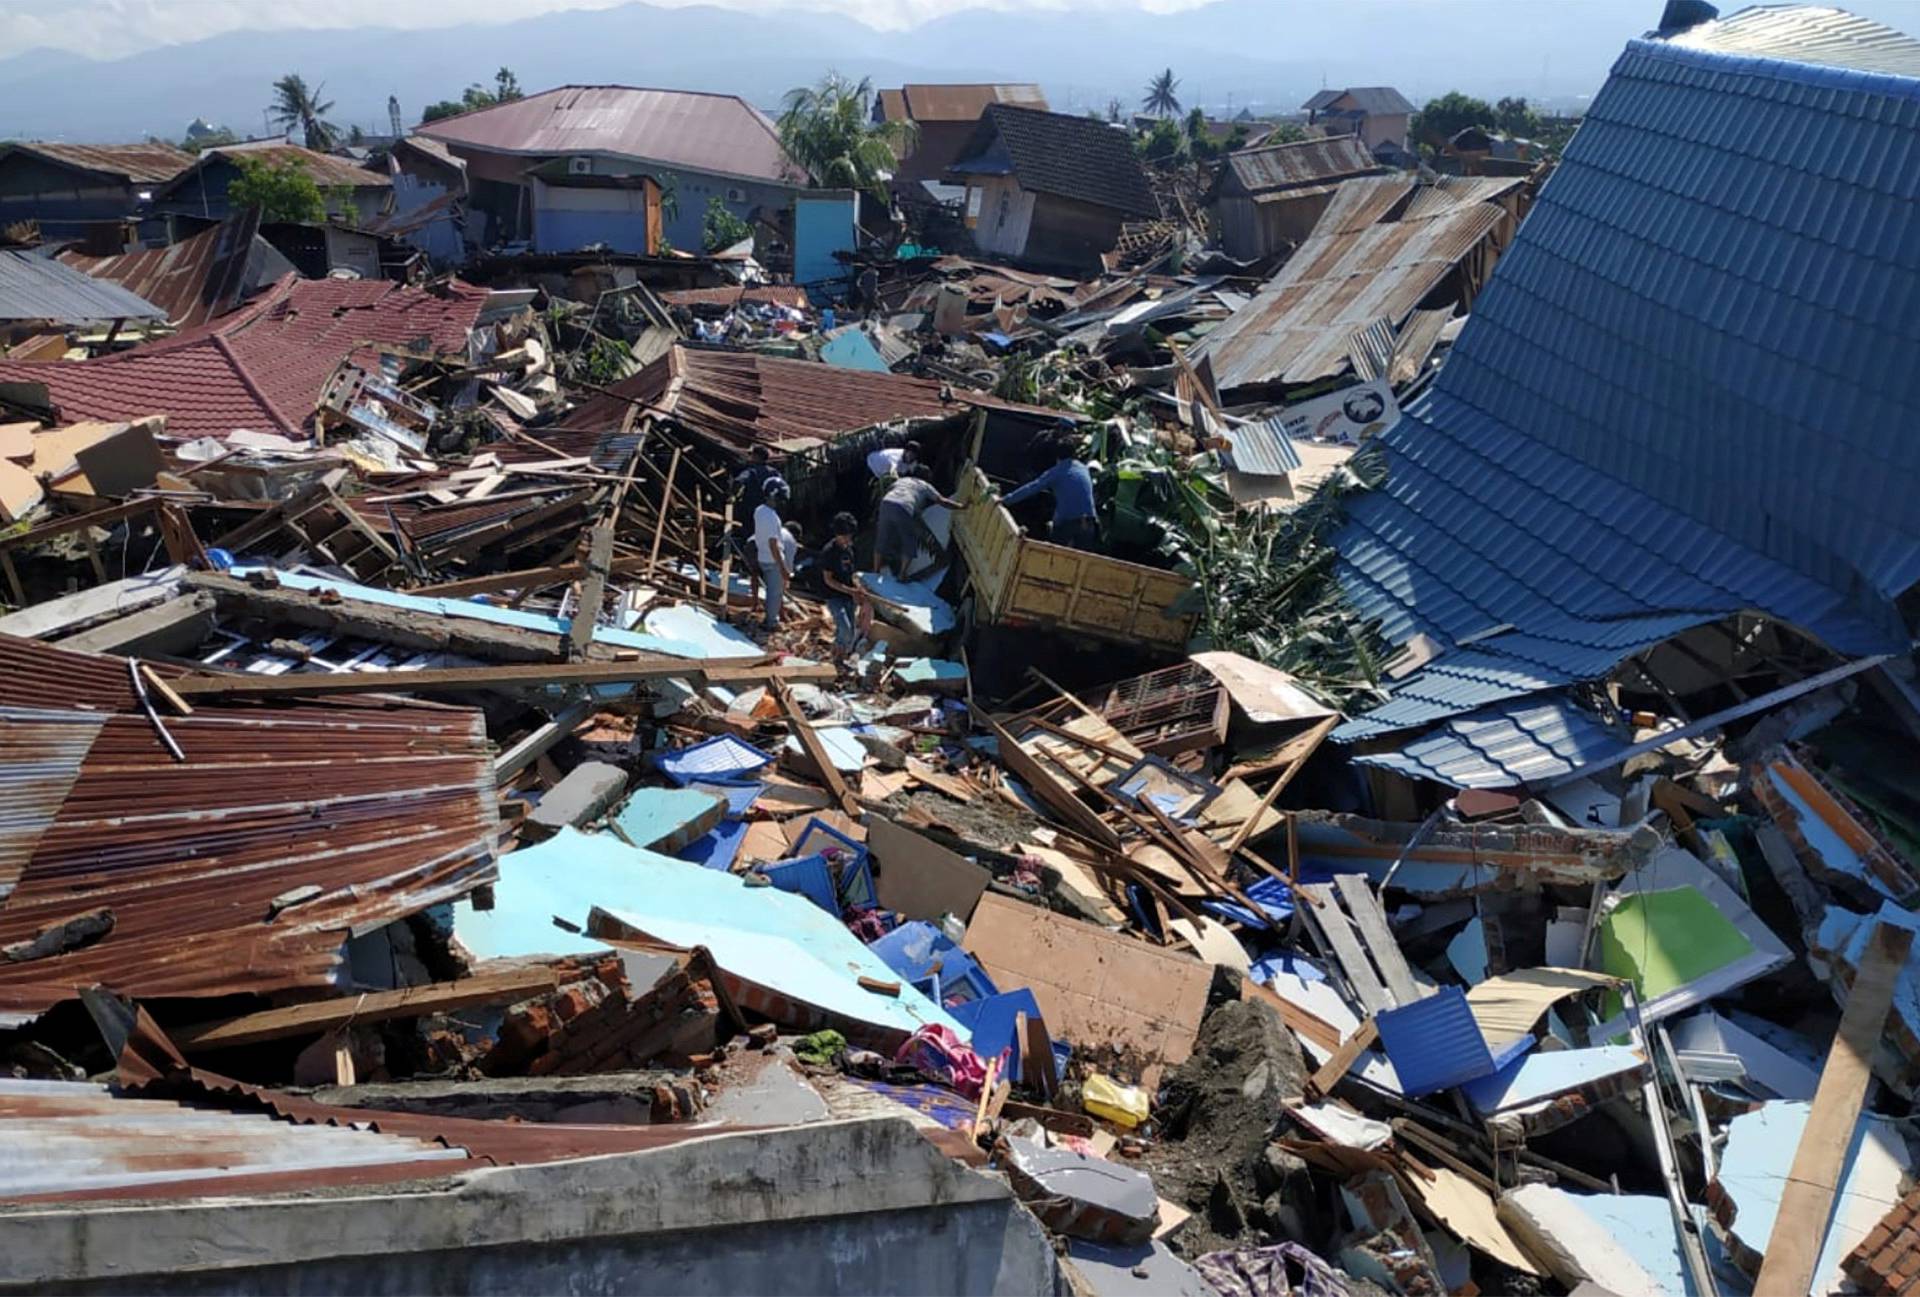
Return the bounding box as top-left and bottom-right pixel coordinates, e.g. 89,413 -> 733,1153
482,955 -> 723,1079
1844,1188 -> 1920,1295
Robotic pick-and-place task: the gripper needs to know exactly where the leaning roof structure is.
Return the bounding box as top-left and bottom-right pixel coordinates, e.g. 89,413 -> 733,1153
949,104 -> 1159,219
415,85 -> 804,185
1334,4 -> 1920,760
0,250 -> 165,325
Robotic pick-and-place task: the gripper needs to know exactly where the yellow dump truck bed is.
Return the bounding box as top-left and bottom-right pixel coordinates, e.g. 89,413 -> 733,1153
952,466 -> 1199,650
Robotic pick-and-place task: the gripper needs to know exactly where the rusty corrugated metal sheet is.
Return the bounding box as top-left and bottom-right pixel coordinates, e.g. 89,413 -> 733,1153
199,142 -> 391,191
900,83 -> 1047,122
10,141 -> 194,184
658,284 -> 810,309
0,707 -> 106,906
0,635 -> 502,1024
59,209 -> 261,329
1196,176 -> 1511,389
1226,135 -> 1381,195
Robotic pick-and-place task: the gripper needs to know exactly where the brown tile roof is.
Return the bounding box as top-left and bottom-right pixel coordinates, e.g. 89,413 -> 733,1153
952,105 -> 1158,219
200,140 -> 392,190
1844,1185 -> 1920,1294
7,141 -> 195,185
0,635 -> 503,1025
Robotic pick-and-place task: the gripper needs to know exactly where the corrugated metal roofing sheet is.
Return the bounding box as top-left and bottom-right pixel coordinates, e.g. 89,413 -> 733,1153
1226,135 -> 1381,195
1194,175 -> 1509,389
0,635 -> 502,1024
1669,4 -> 1920,75
58,209 -> 262,329
1333,19 -> 1920,746
417,85 -> 803,185
7,140 -> 194,184
195,141 -> 391,191
1354,695 -> 1634,789
1373,985 -> 1499,1096
1220,415 -> 1305,477
0,251 -> 166,324
900,83 -> 1048,122
1324,87 -> 1416,117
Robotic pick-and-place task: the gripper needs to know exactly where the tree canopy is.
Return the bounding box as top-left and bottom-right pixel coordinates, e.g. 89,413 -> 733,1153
227,156 -> 327,224
701,196 -> 751,253
1409,91 -> 1495,152
777,72 -> 914,202
270,74 -> 336,151
422,68 -> 525,123
1143,69 -> 1181,119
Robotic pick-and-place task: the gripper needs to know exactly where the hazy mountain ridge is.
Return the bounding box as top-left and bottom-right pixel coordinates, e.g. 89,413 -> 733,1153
3,0 -> 1915,143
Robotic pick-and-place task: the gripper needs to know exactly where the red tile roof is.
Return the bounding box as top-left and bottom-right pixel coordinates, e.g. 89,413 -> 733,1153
0,274 -> 488,436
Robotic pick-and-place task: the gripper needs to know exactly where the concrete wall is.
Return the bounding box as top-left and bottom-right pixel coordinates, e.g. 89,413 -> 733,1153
530,179 -> 657,254
0,1118 -> 1062,1297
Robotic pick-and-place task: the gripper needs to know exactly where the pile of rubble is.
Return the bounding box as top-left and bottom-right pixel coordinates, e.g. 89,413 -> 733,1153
4,6 -> 1920,1296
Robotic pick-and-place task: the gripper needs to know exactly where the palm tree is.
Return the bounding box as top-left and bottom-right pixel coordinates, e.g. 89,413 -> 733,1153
777,72 -> 916,203
271,74 -> 337,151
1143,69 -> 1181,119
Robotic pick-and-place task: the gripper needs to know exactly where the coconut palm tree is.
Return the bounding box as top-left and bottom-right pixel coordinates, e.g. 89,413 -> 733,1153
271,73 -> 337,151
777,72 -> 915,203
1143,69 -> 1182,119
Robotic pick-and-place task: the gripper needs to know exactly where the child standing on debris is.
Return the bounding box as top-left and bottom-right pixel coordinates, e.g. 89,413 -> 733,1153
875,465 -> 965,581
752,478 -> 792,634
1001,428 -> 1098,552
819,511 -> 869,657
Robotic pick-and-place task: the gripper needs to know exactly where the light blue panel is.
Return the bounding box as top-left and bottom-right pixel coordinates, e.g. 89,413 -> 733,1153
894,658 -> 968,686
452,826 -> 686,961
1463,1044 -> 1644,1113
596,833 -> 964,1038
821,329 -> 890,373
793,192 -> 857,289
535,208 -> 650,255
856,572 -> 955,634
613,787 -> 724,849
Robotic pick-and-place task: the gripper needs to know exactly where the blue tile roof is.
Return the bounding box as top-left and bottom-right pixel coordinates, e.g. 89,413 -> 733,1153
1335,11 -> 1920,744
1355,695 -> 1635,789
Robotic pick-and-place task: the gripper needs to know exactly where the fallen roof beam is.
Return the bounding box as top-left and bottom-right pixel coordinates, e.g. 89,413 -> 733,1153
168,655 -> 835,698
171,969 -> 561,1052
1754,920 -> 1913,1297
58,590 -> 216,656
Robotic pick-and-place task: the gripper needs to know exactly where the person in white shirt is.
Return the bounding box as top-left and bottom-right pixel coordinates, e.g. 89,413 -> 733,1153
865,439 -> 922,481
752,479 -> 791,632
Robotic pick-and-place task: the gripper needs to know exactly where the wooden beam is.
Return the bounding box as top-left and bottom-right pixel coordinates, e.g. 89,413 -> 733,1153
169,656 -> 835,698
1224,715 -> 1336,855
1754,921 -> 1913,1297
172,969 -> 560,1052
776,678 -> 861,817
1305,1019 -> 1378,1099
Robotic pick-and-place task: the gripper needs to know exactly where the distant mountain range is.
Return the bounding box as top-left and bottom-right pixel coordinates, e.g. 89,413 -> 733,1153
2,0 -> 1917,144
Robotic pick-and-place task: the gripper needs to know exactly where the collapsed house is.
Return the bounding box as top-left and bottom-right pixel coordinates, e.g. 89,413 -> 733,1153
2,4 -> 1920,1295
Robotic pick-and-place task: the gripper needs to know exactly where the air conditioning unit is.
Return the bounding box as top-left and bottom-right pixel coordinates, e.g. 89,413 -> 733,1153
568,156 -> 593,176
726,186 -> 747,204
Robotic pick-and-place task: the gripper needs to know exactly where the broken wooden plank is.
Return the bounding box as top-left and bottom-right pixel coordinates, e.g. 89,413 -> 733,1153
1224,714 -> 1338,855
172,969 -> 561,1052
776,679 -> 861,818
1754,920 -> 1914,1297
139,663 -> 193,717
1298,882 -> 1392,1013
1333,874 -> 1420,1006
1306,1019 -> 1379,1099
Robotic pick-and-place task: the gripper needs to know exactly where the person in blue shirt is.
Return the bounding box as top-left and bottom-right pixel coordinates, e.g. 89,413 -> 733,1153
1000,430 -> 1098,551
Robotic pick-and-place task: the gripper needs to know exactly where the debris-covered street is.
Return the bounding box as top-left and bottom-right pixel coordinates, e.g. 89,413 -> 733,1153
2,2 -> 1919,1292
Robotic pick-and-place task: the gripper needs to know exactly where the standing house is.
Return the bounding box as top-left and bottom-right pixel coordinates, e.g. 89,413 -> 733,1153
153,141 -> 394,229
0,142 -> 194,244
1211,135 -> 1387,259
1302,87 -> 1416,156
873,84 -> 1049,182
949,105 -> 1158,274
414,86 -> 807,254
